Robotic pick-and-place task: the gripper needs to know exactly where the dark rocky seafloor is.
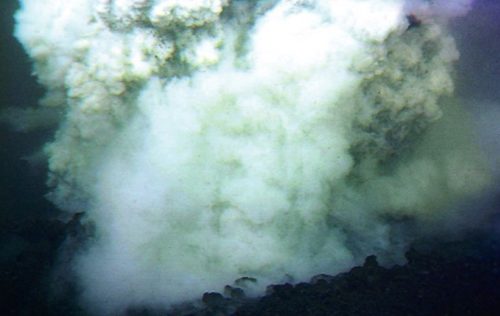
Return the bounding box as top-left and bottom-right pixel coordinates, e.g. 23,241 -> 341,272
232,236 -> 500,316
1,212 -> 499,316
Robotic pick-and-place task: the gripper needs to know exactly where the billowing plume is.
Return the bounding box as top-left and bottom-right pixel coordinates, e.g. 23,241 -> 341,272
14,0 -> 491,314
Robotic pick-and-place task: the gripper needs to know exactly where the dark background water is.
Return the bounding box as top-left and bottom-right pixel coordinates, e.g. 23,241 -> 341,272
0,0 -> 499,315
0,0 -> 55,223
452,0 -> 500,102
449,0 -> 500,234
0,1 -> 70,314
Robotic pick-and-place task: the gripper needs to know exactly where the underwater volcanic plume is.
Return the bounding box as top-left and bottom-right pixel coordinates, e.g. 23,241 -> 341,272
11,0 -> 495,314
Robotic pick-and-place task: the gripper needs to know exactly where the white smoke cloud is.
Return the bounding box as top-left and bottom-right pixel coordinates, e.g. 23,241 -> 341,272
14,0 -> 492,314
